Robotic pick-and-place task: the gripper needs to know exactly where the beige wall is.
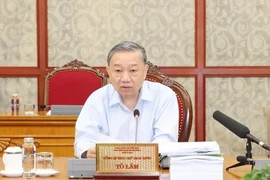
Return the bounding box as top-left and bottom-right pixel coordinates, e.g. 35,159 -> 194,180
205,0 -> 270,156
206,0 -> 270,66
47,0 -> 195,67
206,77 -> 270,156
0,0 -> 37,67
0,78 -> 38,112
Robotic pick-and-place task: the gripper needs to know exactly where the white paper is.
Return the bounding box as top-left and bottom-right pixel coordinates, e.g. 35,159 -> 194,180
46,110 -> 51,116
170,156 -> 223,180
159,141 -> 220,156
161,142 -> 223,180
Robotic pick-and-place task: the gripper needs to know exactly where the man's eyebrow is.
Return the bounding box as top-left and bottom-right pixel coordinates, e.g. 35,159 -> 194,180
113,63 -> 138,67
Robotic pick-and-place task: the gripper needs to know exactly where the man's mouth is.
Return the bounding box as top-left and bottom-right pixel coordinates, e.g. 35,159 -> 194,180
121,86 -> 132,89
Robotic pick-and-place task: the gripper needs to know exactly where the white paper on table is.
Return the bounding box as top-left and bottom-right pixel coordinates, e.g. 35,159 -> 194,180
159,141 -> 221,156
169,155 -> 224,180
46,110 -> 51,116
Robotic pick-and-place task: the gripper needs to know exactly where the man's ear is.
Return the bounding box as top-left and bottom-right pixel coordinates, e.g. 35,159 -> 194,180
145,64 -> 149,71
144,64 -> 149,77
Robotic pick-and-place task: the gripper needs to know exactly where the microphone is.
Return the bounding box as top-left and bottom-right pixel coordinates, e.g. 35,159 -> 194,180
213,110 -> 249,138
236,155 -> 255,167
236,156 -> 253,164
40,104 -> 47,109
40,104 -> 51,110
133,109 -> 140,143
213,110 -> 270,151
246,134 -> 270,151
226,155 -> 256,170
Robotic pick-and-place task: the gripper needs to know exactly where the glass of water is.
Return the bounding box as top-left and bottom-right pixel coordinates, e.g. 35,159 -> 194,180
37,152 -> 54,171
24,104 -> 35,116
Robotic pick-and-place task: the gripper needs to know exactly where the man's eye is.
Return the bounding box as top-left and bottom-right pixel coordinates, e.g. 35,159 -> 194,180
115,69 -> 122,73
130,69 -> 137,73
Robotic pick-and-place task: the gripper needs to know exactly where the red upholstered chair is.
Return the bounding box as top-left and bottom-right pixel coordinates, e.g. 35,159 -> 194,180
145,61 -> 193,142
44,59 -> 107,108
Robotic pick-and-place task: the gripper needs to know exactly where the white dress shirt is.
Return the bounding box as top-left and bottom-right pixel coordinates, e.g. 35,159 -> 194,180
74,80 -> 179,158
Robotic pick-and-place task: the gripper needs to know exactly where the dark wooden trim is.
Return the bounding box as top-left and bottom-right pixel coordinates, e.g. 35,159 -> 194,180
37,0 -> 48,109
204,67 -> 270,76
37,0 -> 48,69
0,68 -> 41,76
2,66 -> 270,77
195,0 -> 206,141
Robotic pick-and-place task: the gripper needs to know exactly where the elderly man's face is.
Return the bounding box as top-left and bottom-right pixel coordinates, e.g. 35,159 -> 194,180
106,51 -> 148,99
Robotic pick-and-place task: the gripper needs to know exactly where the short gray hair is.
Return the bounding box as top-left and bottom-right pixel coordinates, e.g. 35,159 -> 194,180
107,41 -> 147,65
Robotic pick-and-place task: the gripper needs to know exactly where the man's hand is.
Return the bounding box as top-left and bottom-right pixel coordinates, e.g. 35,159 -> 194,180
86,147 -> 96,158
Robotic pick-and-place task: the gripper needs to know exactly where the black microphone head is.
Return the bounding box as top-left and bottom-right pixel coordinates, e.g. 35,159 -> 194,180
236,156 -> 247,163
133,109 -> 140,117
213,110 -> 250,138
40,104 -> 46,109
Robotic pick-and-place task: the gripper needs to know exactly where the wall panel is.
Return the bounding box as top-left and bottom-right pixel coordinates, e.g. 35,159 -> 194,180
206,77 -> 270,155
0,0 -> 37,67
47,0 -> 195,67
0,78 -> 38,112
206,0 -> 270,66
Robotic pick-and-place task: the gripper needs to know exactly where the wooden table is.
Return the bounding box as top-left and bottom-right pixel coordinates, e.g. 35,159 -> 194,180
0,156 -> 252,179
0,111 -> 77,157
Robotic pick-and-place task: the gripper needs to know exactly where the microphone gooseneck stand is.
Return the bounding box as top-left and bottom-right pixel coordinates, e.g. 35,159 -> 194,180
226,139 -> 255,171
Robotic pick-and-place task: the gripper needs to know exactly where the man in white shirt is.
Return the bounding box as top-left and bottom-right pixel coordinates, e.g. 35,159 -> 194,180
74,41 -> 179,158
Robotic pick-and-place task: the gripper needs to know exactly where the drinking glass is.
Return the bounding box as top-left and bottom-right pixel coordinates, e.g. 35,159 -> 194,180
24,104 -> 35,116
37,152 -> 54,171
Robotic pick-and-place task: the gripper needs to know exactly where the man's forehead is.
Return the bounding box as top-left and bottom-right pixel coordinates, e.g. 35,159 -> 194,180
111,51 -> 141,60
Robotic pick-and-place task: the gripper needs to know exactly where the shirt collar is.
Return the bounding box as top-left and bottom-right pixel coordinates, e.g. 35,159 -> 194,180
109,81 -> 153,106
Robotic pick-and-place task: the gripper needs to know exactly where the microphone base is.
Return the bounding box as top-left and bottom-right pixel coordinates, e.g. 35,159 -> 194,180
94,172 -> 160,180
226,161 -> 255,171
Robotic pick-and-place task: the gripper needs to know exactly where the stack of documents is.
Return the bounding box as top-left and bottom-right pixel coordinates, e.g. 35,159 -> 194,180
159,141 -> 223,180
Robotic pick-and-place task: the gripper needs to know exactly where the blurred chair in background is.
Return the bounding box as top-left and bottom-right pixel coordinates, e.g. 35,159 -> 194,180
146,61 -> 193,142
44,59 -> 107,109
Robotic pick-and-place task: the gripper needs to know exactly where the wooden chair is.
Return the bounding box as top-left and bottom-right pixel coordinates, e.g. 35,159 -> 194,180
146,61 -> 193,142
44,59 -> 107,108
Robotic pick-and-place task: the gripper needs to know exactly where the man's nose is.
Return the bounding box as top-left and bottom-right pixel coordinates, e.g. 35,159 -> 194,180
121,71 -> 131,82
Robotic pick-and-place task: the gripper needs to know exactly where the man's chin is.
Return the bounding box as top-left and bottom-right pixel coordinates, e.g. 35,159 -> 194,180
118,91 -> 136,98
119,87 -> 132,92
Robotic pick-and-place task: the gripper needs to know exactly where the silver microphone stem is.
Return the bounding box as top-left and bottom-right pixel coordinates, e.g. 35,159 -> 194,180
133,109 -> 140,143
135,117 -> 139,143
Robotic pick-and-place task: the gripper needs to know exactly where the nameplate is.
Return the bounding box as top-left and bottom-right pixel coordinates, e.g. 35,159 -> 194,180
96,143 -> 159,173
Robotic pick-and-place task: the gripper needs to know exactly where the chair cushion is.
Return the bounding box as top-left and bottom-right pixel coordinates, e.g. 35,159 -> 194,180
44,59 -> 107,108
48,70 -> 103,105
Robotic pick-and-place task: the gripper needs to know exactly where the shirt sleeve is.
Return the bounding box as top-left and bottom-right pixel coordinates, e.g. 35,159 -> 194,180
152,87 -> 179,143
